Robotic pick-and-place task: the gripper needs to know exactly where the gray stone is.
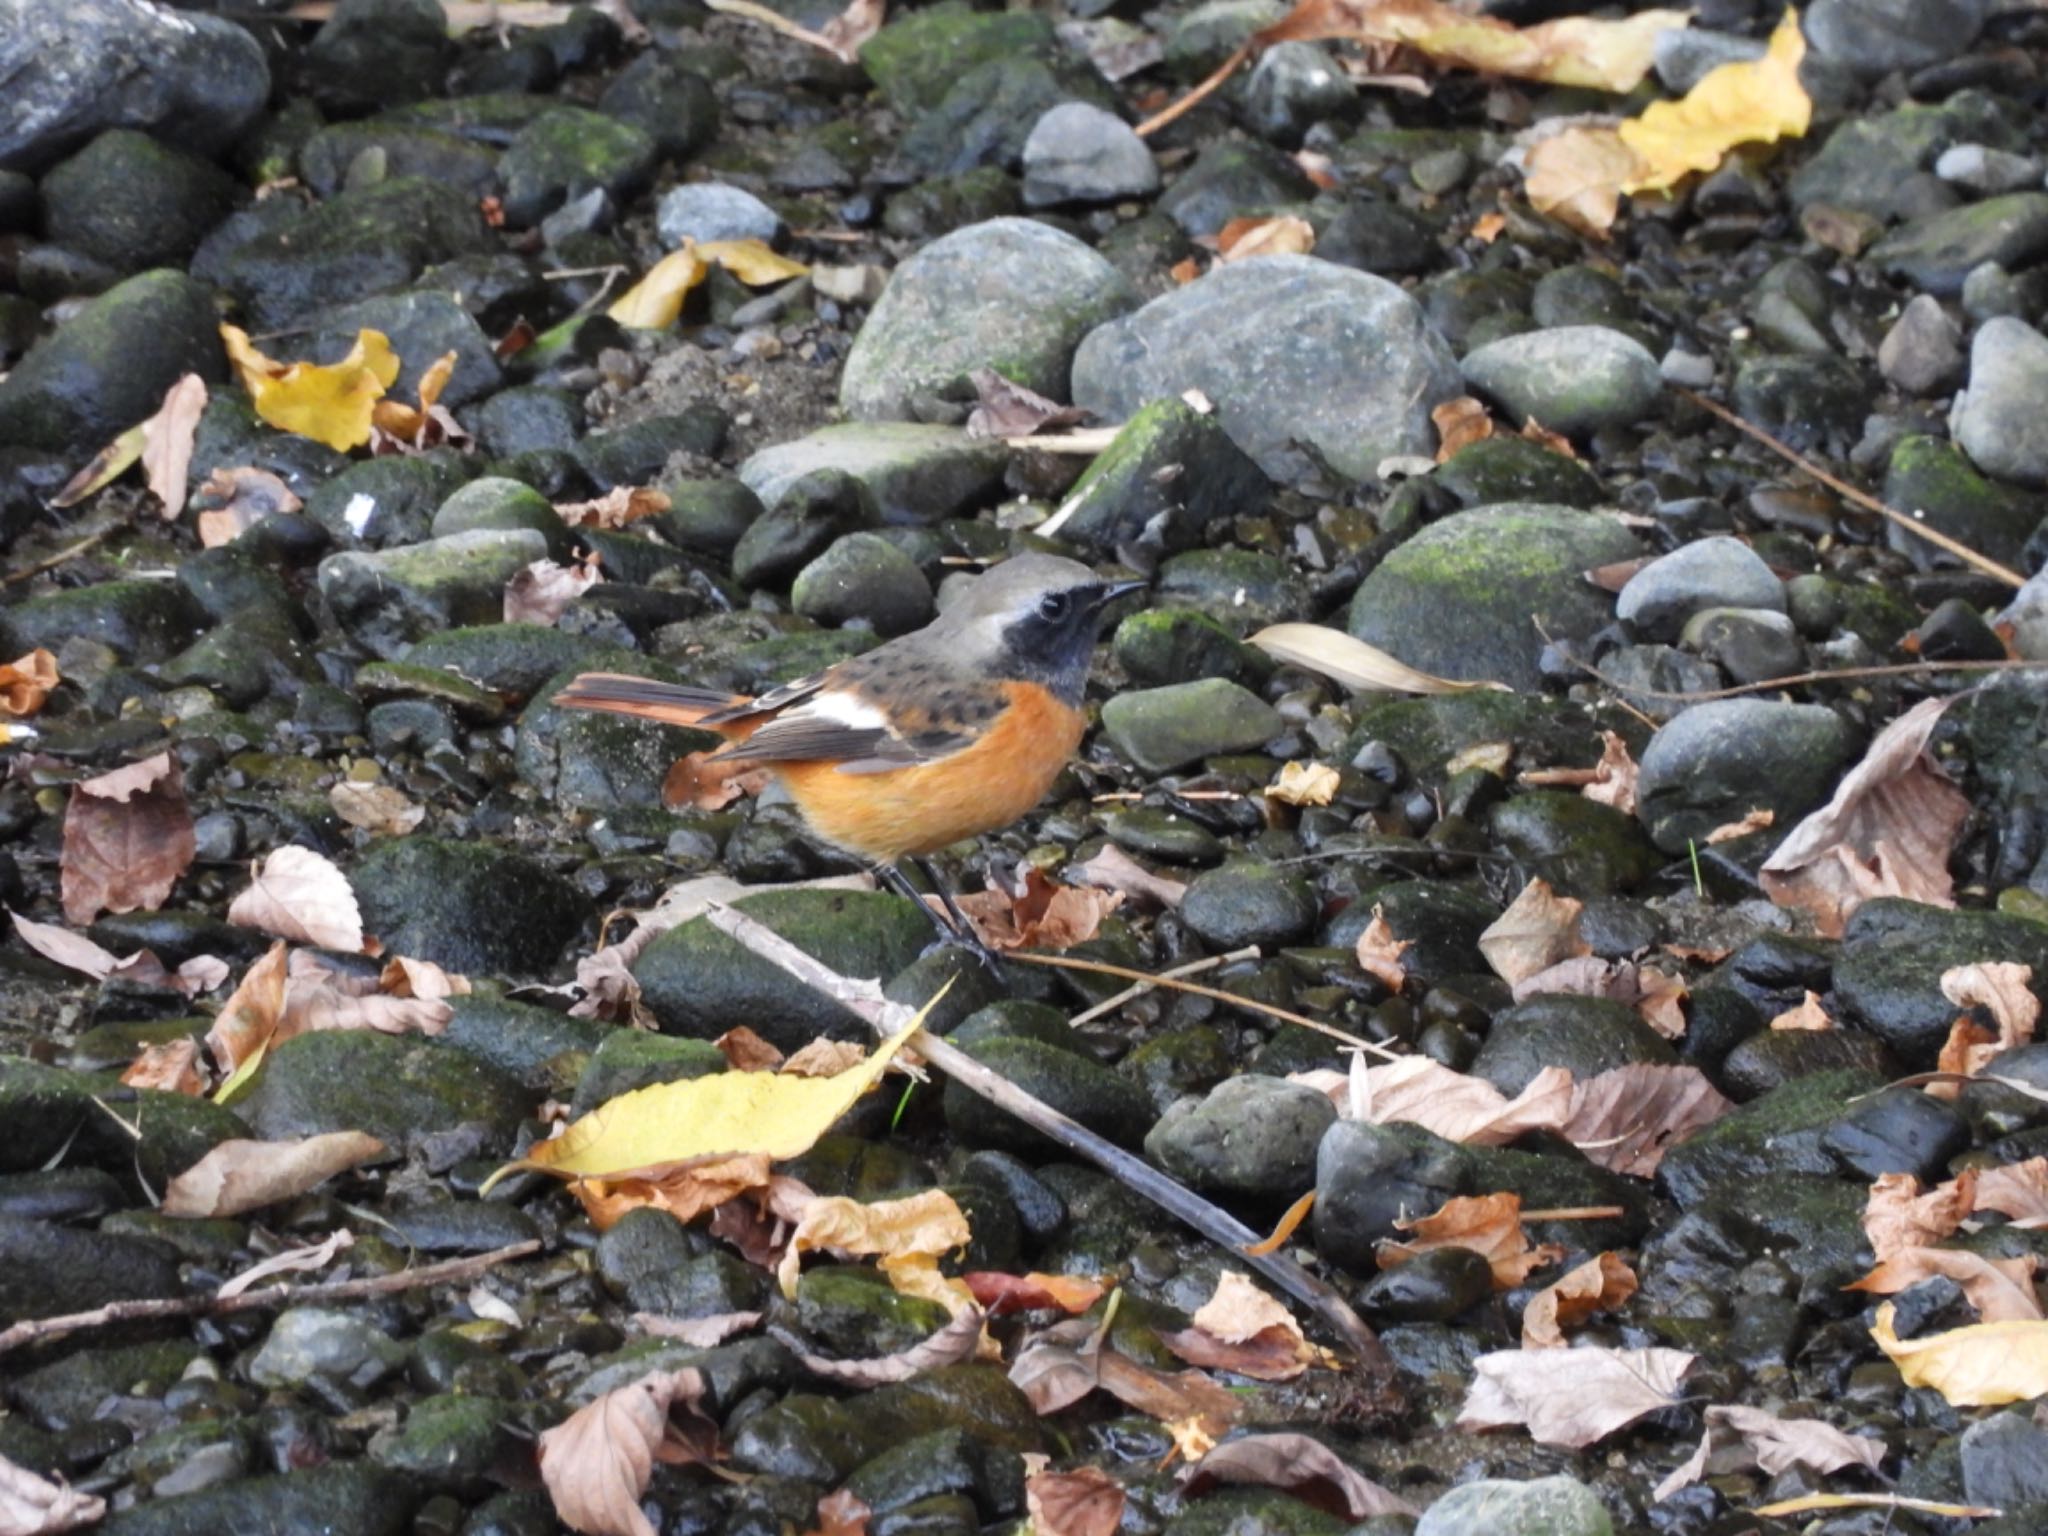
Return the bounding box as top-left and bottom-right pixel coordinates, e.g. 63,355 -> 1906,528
1181,861 -> 1318,949
1680,607 -> 1806,685
1072,255 -> 1460,485
1883,433 -> 2039,571
1156,139 -> 1316,237
0,0 -> 270,173
1660,347 -> 1716,388
298,119 -> 502,200
1870,191 -> 2048,298
1617,537 -> 1785,642
840,218 -> 1136,418
302,0 -> 452,116
1952,316 -> 2048,487
1935,143 -> 2043,195
1144,1075 -> 1335,1198
1788,91 -> 2018,220
95,1465 -> 420,1536
657,182 -> 785,247
1960,1412 -> 2048,1510
858,7 -> 1057,114
500,106 -> 659,230
353,836 -> 589,976
1878,294 -> 1965,395
1241,42 -> 1356,147
792,533 -> 936,637
1415,1475 -> 1613,1536
250,1308 -> 410,1390
1460,326 -> 1662,436
318,529 -> 549,660
1348,505 -> 1642,693
246,1030 -> 530,1151
39,129 -> 240,273
1636,699 -> 1860,854
1804,0 -> 1988,79
1100,678 -> 1282,773
889,55 -> 1113,183
739,423 -> 1007,524
1652,27 -> 1765,94
1021,103 -> 1158,207
431,477 -> 572,559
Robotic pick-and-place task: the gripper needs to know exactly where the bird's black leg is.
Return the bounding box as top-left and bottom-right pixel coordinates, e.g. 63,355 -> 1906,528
915,856 -> 983,943
878,861 -> 955,943
877,860 -> 1002,971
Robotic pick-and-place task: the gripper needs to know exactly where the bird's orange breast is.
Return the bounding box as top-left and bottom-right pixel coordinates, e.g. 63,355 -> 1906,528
774,681 -> 1086,861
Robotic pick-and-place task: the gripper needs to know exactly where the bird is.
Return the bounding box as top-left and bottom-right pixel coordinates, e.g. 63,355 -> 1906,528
555,553 -> 1145,945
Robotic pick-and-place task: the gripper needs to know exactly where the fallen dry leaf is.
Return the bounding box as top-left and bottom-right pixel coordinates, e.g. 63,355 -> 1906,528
193,465 -> 304,547
715,1026 -> 785,1072
60,752 -> 195,926
368,350 -> 472,454
329,780 -> 425,836
51,420 -> 147,509
951,868 -> 1121,952
1769,991 -> 1834,1032
1267,760 -> 1340,808
780,1038 -> 868,1078
0,1451 -> 105,1535
775,1188 -> 973,1307
1027,1466 -> 1125,1536
1479,878 -> 1589,986
140,373 -> 208,518
1353,905 -> 1412,992
1619,10 -> 1809,191
1184,1434 -> 1414,1520
1380,1191 -> 1564,1289
1511,956 -> 1688,1041
1068,843 -> 1188,909
702,0 -> 881,64
1863,1171 -> 1974,1261
506,554 -> 604,625
1850,1246 -> 2042,1324
121,1037 -> 204,1096
1519,729 -> 1637,814
774,1304 -> 984,1387
1009,1317 -> 1244,1448
1522,1252 -> 1637,1348
571,1153 -> 776,1231
965,368 -> 1093,439
161,1131 -> 388,1219
1933,962 -> 2039,1086
1653,1404 -> 1887,1502
1870,1301 -> 2048,1407
1212,214 -> 1315,262
1432,396 -> 1495,460
217,1228 -> 354,1299
809,1488 -> 873,1536
632,1311 -> 764,1347
202,941 -> 291,1083
1703,806 -> 1775,844
228,845 -> 366,952
1341,1054 -> 1575,1145
557,486 -> 672,529
1558,1062 -> 1732,1178
1522,122 -> 1643,239
539,1368 -> 715,1536
609,238 -> 809,329
962,1271 -> 1106,1317
1975,1158 -> 2048,1226
1160,1270 -> 1323,1381
1760,695 -> 1967,937
221,324 -> 400,453
1250,622 -> 1509,695
0,649 -> 57,717
1457,1343 -> 1695,1448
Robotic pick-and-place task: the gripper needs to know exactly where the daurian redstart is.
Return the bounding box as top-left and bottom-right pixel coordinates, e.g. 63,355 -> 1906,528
557,554 -> 1143,932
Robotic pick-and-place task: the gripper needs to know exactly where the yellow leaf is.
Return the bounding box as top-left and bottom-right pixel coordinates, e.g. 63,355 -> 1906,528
221,325 -> 401,452
370,349 -> 459,441
500,1007 -> 929,1183
1619,9 -> 1811,193
776,1187 -> 974,1304
1524,126 -> 1646,240
1870,1300 -> 2048,1406
700,239 -> 810,285
1401,7 -> 1686,91
608,246 -> 709,329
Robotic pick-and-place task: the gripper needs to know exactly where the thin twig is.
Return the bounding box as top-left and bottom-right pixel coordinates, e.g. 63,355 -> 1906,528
1009,952 -> 1402,1061
1519,1205 -> 1626,1221
0,1240 -> 540,1357
4,527 -> 116,585
1675,386 -> 2026,589
703,904 -> 1401,1392
1137,42 -> 1253,137
1564,649 -> 2046,704
1069,946 -> 1260,1026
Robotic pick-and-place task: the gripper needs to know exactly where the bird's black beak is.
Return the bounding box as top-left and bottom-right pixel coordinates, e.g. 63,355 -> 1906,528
1095,578 -> 1149,607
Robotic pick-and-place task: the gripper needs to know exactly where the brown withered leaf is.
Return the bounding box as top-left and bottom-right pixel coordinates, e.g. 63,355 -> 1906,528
962,1271 -> 1106,1317
0,649 -> 58,717
329,780 -> 424,835
1160,1271 -> 1321,1381
1769,990 -> 1834,1032
227,845 -> 366,952
1184,1435 -> 1415,1520
1432,396 -> 1495,461
951,868 -> 1121,953
1704,806 -> 1774,844
1511,956 -> 1688,1041
1935,962 -> 2038,1086
1975,1158 -> 2048,1226
1379,1191 -> 1564,1289
1212,214 -> 1315,262
1010,1321 -> 1244,1445
772,1304 -> 984,1387
781,1038 -> 868,1078
192,466 -> 303,548
1027,1466 -> 1125,1536
1558,1062 -> 1733,1178
1849,1247 -> 2043,1324
1470,210 -> 1507,243
539,1368 -> 714,1536
1478,878 -> 1589,985
141,373 -> 208,518
368,350 -> 472,454
662,750 -> 770,811
1584,556 -> 1654,594
1520,417 -> 1578,459
1760,696 -> 1968,937
1267,760 -> 1340,808
716,1026 -> 785,1072
1519,730 -> 1637,814
556,485 -> 672,529
809,1488 -> 872,1536
377,954 -> 469,1000
1353,905 -> 1411,992
965,368 -> 1092,439
1457,1343 -> 1694,1449
0,1450 -> 106,1535
1522,1252 -> 1637,1348
60,753 -> 196,926
1524,124 -> 1642,238
571,1153 -> 777,1231
632,1311 -> 764,1347
203,942 -> 291,1080
1654,1405 -> 1887,1501
1340,1054 -> 1575,1146
506,554 -> 604,625
121,1037 -> 204,1096
161,1131 -> 389,1219
1068,843 -> 1188,909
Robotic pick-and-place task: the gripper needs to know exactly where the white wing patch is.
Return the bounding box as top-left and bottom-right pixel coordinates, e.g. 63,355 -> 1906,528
790,690 -> 892,732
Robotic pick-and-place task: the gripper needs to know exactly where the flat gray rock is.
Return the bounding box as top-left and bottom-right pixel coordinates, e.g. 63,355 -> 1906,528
1022,102 -> 1157,207
1461,325 -> 1663,436
738,423 -> 1008,524
656,182 -> 785,248
1952,316 -> 2048,487
1617,537 -> 1786,643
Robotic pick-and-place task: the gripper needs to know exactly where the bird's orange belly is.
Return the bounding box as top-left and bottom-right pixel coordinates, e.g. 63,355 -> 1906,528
776,683 -> 1086,861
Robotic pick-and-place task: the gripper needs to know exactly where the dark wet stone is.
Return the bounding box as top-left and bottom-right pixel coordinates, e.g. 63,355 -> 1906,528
0,1168 -> 126,1225
733,1366 -> 1041,1483
1871,191 -> 2048,298
1359,1244 -> 1492,1323
0,578 -> 204,664
1719,1028 -> 1897,1101
206,177 -> 495,329
841,218 -> 1135,419
1433,435 -> 1602,510
320,529 -> 546,658
891,56 -> 1115,183
1100,679 -> 1282,773
1789,92 -> 2017,219
1111,609 -> 1272,692
1488,791 -> 1658,896
635,890 -> 932,1050
299,119 -> 502,199
470,385 -> 585,461
385,1199 -> 539,1255
1461,326 -> 1662,436
1052,397 -> 1268,555
0,269 -> 223,454
1157,139 -> 1314,238
368,1393 -> 524,1496
1348,505 -> 1642,693
1680,608 -> 1805,686
733,468 -> 882,588
405,625 -> 607,703
571,1033 -> 726,1117
859,6 -> 1056,114
1960,1411 -> 2048,1510
432,477 -> 573,560
301,0 -> 453,115
1635,699 -> 1858,855
1156,549 -> 1306,626
792,532 -> 935,637
798,1264 -> 954,1357
97,1462 -> 421,1536
6,1338 -> 199,1433
1313,196 -> 1439,279
0,1216 -> 180,1327
1144,1074 -> 1334,1199
246,1031 -> 528,1153
944,1037 -> 1157,1155
1658,1068 -> 1883,1207
40,130 -> 240,273
1165,1489 -> 1348,1536
847,1427 -> 1024,1521
1072,255 -> 1458,485
574,408 -> 729,491
1120,1024 -> 1234,1113
1103,808 -> 1227,868
305,451 -> 476,550
1473,994 -> 1677,1095
602,53 -> 719,162
252,1306 -> 410,1389
309,291 -> 504,412
881,165 -> 1022,242
1242,41 -> 1358,148
500,106 -> 658,229
517,655 -> 716,811
437,996 -> 608,1092
1180,862 -> 1317,950
1823,1084 -> 1970,1181
353,837 -> 589,976
1731,352 -> 1872,452
1834,899 -> 2048,1066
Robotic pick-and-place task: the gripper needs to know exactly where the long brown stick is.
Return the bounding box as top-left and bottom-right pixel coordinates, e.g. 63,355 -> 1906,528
1675,387 -> 2025,589
0,1240 -> 540,1357
704,905 -> 1401,1393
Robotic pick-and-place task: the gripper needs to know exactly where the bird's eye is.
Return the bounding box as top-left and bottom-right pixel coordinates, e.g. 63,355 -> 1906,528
1037,591 -> 1071,621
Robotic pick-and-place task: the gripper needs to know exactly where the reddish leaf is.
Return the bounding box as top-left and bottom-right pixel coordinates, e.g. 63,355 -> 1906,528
1378,1191 -> 1564,1289
950,869 -> 1121,952
1185,1434 -> 1415,1520
965,368 -> 1092,439
0,650 -> 58,717
60,753 -> 195,925
1027,1467 -> 1125,1536
961,1272 -> 1106,1317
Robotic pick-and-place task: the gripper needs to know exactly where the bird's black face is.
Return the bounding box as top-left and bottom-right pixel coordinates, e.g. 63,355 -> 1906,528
999,579 -> 1147,702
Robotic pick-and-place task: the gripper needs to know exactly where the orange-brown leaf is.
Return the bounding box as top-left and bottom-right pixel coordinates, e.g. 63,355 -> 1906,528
1379,1191 -> 1564,1289
0,649 -> 58,718
1522,1252 -> 1637,1348
1027,1467 -> 1125,1536
1432,396 -> 1495,461
60,753 -> 195,926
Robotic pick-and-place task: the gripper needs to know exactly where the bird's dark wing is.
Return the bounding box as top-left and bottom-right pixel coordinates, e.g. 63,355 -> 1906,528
709,693 -> 974,771
554,671 -> 826,728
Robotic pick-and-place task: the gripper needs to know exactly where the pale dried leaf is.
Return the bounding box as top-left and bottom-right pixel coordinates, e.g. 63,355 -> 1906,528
966,368 -> 1092,439
1703,806 -> 1774,844
1760,696 -> 1968,937
228,845 -> 366,952
1027,1466 -> 1125,1536
329,781 -> 424,835
12,913 -> 126,980
539,1369 -> 708,1536
162,1131 -> 388,1218
121,1037 -> 204,1096
1520,730 -> 1638,814
141,374 -> 208,518
1653,1405 -> 1886,1502
1511,956 -> 1687,1040
1068,843 -> 1188,909
1250,622 -> 1509,695
1342,1054 -> 1575,1145
1941,961 -> 2038,1053
780,1038 -> 869,1078
1558,1062 -> 1733,1178
1479,878 -> 1588,985
1863,1171 -> 1973,1261
1158,1270 -> 1320,1380
216,1229 -> 354,1299
632,1311 -> 764,1347
1432,396 -> 1495,461
1185,1434 -> 1415,1520
1769,990 -> 1833,1031
1213,215 -> 1315,262
776,1189 -> 971,1299
1849,1245 -> 2043,1323
1523,124 -> 1642,237
1974,1158 -> 2048,1226
192,466 -> 303,548
1267,760 -> 1339,807
1457,1344 -> 1695,1448
0,648 -> 58,717
557,486 -> 672,529
773,1304 -> 983,1386
1380,1191 -> 1563,1289
1871,1301 -> 2048,1406
506,555 -> 604,625
0,1452 -> 106,1535
1522,1252 -> 1637,1348
951,869 -> 1120,952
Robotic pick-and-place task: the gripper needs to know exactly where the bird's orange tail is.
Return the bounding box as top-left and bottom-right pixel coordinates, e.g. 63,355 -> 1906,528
554,673 -> 753,730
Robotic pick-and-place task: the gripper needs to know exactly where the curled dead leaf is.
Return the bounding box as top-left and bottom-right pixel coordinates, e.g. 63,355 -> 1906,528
1478,878 -> 1589,986
1267,761 -> 1339,807
1457,1342 -> 1694,1448
1184,1434 -> 1415,1521
329,780 -> 425,835
539,1368 -> 715,1536
228,845 -> 367,952
1521,1252 -> 1637,1348
1379,1191 -> 1564,1289
0,649 -> 57,717
506,554 -> 604,625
